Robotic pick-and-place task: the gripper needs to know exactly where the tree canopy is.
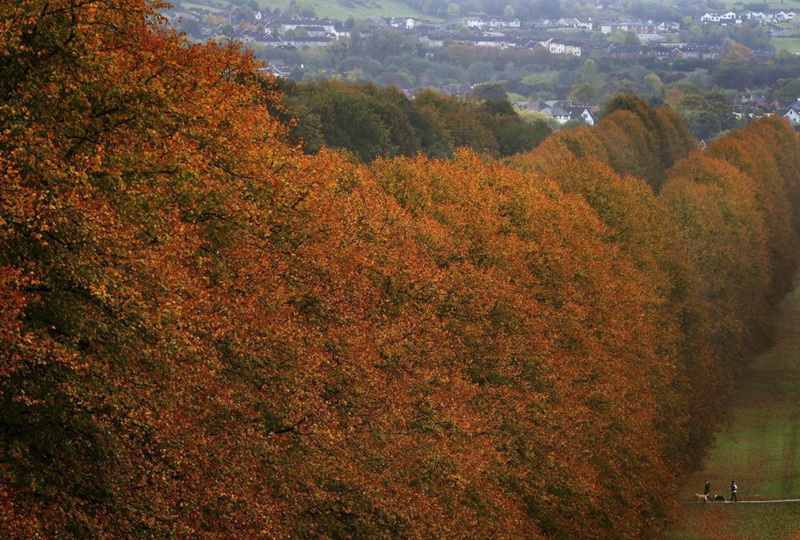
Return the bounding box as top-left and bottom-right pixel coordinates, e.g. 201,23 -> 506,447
281,80 -> 553,161
2,2 -> 800,537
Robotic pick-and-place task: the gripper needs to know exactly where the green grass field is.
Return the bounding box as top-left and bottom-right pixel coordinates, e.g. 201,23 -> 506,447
209,0 -> 433,20
716,0 -> 800,9
178,1 -> 225,13
772,36 -> 800,54
667,283 -> 800,539
668,503 -> 800,540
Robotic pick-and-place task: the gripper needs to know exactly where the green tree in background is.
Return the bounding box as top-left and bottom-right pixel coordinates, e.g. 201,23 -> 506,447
282,81 -> 551,161
472,81 -> 509,102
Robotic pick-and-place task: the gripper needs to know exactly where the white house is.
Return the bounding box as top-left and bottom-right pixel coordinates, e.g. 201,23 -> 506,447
701,11 -> 743,24
539,38 -> 585,56
278,20 -> 338,35
488,18 -> 521,28
460,16 -> 485,28
568,107 -> 596,126
782,109 -> 800,125
600,21 -> 658,35
556,18 -> 583,28
419,35 -> 444,47
472,35 -> 516,48
542,106 -> 571,124
389,17 -> 417,29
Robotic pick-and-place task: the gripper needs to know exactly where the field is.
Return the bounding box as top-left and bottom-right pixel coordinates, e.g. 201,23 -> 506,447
178,0 -> 434,20
259,0 -> 432,20
668,503 -> 800,539
772,36 -> 800,54
716,0 -> 800,9
667,283 -> 800,539
179,1 -> 225,12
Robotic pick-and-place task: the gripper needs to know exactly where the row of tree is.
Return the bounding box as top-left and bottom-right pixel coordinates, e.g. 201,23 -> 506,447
2,1 -> 800,537
511,96 -> 800,474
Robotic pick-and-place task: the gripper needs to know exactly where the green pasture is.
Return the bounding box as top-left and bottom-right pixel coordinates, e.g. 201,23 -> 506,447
716,0 -> 800,9
173,0 -> 428,19
667,284 -> 800,539
177,1 -> 225,13
668,503 -> 800,540
255,0 -> 429,20
772,36 -> 800,54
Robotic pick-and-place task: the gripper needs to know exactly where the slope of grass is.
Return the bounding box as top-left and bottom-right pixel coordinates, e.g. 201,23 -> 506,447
667,282 -> 800,539
668,503 -> 800,540
179,1 -> 225,12
772,36 -> 800,54
718,0 -> 800,9
180,0 -> 434,20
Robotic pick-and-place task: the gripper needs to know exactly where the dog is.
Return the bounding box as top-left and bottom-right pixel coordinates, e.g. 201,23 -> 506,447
694,493 -> 710,503
714,494 -> 725,502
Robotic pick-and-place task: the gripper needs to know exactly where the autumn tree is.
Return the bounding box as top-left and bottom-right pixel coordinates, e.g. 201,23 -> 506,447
662,154 -> 772,364
600,94 -> 697,191
4,0 -> 800,537
0,0 -> 323,534
706,124 -> 798,303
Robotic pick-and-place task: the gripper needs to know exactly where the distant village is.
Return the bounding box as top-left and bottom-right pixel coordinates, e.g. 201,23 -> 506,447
163,3 -> 800,129
164,4 -> 798,58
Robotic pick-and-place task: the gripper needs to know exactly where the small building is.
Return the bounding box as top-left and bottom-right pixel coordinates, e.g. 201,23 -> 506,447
488,18 -> 521,28
782,108 -> 800,125
599,20 -> 659,39
539,38 -> 588,56
566,106 -> 596,126
541,106 -> 571,124
459,16 -> 485,29
389,17 -> 417,30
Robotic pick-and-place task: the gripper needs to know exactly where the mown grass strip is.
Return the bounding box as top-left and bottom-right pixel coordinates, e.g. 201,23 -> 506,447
668,283 -> 800,539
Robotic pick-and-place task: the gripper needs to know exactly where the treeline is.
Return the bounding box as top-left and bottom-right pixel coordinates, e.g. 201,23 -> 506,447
2,1 -> 800,538
510,95 -> 800,468
278,79 -> 552,161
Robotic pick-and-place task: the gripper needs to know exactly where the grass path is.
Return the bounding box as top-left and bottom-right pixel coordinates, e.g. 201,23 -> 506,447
666,283 -> 800,539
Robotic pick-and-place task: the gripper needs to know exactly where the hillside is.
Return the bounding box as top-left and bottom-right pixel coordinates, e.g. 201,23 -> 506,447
176,0 -> 433,20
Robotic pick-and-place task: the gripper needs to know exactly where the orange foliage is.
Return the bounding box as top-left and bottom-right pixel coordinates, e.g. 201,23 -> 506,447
507,126 -> 611,175
663,154 -> 772,363
594,110 -> 663,186
2,2 -> 800,538
706,128 -> 797,301
513,94 -> 697,194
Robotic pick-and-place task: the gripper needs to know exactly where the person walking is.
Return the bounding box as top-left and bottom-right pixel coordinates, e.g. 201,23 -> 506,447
704,480 -> 710,496
730,480 -> 738,502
